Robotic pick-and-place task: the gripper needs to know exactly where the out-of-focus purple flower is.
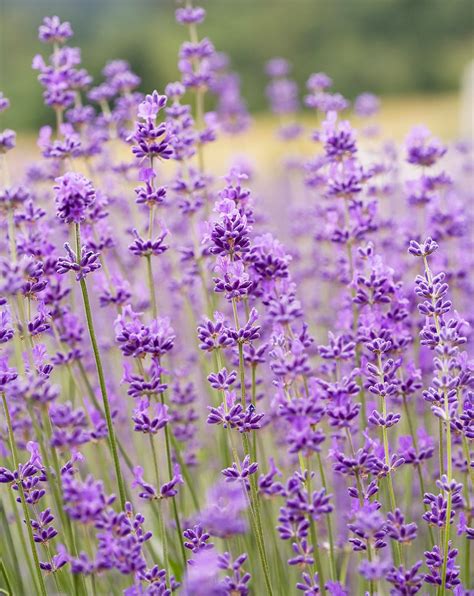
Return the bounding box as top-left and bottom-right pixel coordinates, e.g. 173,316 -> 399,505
0,92 -> 10,112
307,72 -> 332,91
265,57 -> 290,78
38,16 -> 73,44
405,125 -> 446,167
199,481 -> 247,538
320,112 -> 357,160
175,6 -> 206,25
266,78 -> 299,115
0,129 -> 16,153
354,93 -> 380,117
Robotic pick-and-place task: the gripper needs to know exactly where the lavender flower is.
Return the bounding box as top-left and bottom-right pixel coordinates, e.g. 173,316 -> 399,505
0,7 -> 472,595
54,172 -> 95,223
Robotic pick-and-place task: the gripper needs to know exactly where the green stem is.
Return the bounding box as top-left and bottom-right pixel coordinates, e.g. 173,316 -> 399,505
0,559 -> 13,596
159,392 -> 187,569
195,89 -> 206,179
402,395 -> 435,547
6,209 -> 17,263
0,501 -> 23,594
305,457 -> 325,591
46,544 -> 63,595
41,407 -> 84,596
376,353 -> 401,566
355,347 -> 367,429
146,255 -> 157,319
74,223 -> 127,510
149,436 -> 168,573
339,549 -> 350,585
421,255 -> 453,595
438,419 -> 445,477
2,393 -> 47,596
440,395 -> 453,595
241,434 -> 273,596
76,359 -> 136,478
366,541 -> 375,596
231,298 -> 273,595
464,532 -> 471,588
169,431 -> 200,511
6,488 -> 37,592
250,363 -> 258,462
317,452 -> 337,581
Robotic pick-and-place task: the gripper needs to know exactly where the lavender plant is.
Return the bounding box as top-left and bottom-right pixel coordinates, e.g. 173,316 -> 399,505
0,3 -> 472,595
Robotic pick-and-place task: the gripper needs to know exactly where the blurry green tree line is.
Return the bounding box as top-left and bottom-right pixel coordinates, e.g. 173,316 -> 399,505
0,0 -> 473,130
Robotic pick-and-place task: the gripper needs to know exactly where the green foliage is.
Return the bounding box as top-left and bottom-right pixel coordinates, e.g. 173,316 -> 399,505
1,0 -> 472,130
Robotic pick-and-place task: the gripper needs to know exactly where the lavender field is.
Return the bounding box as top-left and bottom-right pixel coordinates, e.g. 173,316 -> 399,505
0,3 -> 473,595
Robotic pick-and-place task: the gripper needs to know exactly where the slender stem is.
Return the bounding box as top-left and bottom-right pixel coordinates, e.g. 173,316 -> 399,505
461,436 -> 472,588
145,157 -> 158,319
6,487 -> 37,592
376,353 -> 401,566
311,522 -> 324,591
231,300 -> 247,404
317,452 -> 337,581
464,528 -> 471,588
41,407 -> 84,596
74,223 -> 127,510
366,540 -> 375,596
251,363 -> 258,461
77,359 -> 136,481
438,420 -> 445,477
306,457 -> 324,590
169,431 -> 200,511
241,434 -> 273,595
354,347 -> 367,428
45,543 -> 63,595
6,209 -> 17,263
159,392 -> 187,568
231,299 -> 273,595
148,203 -> 155,239
421,255 -> 453,595
402,395 -> 435,547
440,390 -> 453,595
345,429 -> 374,595
194,88 -> 207,210
28,409 -> 75,595
0,559 -> 13,596
2,393 -> 47,596
339,549 -> 350,585
146,255 -> 158,319
149,436 -> 168,573
0,501 -> 24,593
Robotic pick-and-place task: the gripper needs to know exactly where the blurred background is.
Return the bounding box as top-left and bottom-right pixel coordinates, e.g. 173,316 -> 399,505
0,0 -> 473,137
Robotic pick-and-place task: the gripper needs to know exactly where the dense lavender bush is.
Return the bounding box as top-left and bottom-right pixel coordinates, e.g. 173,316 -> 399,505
0,3 -> 472,595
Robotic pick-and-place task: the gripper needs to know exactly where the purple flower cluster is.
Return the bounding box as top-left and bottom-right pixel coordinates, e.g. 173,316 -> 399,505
0,4 -> 472,596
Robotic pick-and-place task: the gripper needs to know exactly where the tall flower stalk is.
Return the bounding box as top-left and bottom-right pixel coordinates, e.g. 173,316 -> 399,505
1,392 -> 47,596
